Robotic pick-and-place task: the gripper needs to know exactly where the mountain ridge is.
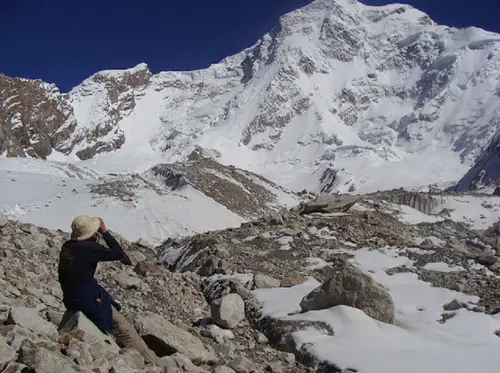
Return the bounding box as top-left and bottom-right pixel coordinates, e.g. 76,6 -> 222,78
2,0 -> 500,193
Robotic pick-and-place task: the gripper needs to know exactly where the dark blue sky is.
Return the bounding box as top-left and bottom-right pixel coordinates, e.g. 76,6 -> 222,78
1,0 -> 497,92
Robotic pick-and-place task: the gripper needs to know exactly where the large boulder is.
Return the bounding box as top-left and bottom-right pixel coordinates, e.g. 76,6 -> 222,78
299,194 -> 358,215
300,261 -> 395,324
58,311 -> 120,352
6,307 -> 58,339
114,272 -> 143,289
18,340 -> 80,373
258,316 -> 333,353
254,273 -> 281,289
135,312 -> 218,364
134,261 -> 164,277
211,293 -> 245,329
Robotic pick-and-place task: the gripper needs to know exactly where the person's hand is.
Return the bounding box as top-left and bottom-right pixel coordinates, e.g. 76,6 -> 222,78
98,218 -> 108,234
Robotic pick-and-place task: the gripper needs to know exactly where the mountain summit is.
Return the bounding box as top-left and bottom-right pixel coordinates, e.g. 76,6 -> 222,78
2,0 -> 500,193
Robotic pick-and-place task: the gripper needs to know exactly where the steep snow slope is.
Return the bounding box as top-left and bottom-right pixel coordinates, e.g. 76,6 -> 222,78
2,0 -> 500,193
0,158 -> 298,243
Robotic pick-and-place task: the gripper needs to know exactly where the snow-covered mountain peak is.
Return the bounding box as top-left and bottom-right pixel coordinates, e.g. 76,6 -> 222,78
2,0 -> 500,194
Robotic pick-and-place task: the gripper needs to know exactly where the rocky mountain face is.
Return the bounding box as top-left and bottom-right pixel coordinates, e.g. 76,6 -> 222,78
0,64 -> 152,160
0,75 -> 77,158
455,133 -> 500,192
2,0 -> 500,192
0,191 -> 499,372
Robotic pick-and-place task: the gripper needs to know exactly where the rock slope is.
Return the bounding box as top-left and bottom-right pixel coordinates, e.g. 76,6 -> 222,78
1,190 -> 500,372
0,212 -> 313,373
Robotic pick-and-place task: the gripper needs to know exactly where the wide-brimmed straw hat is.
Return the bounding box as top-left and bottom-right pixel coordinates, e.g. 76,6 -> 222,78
71,215 -> 100,241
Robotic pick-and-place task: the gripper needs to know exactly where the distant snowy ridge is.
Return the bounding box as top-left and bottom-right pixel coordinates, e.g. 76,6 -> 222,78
2,0 -> 500,193
0,157 -> 298,243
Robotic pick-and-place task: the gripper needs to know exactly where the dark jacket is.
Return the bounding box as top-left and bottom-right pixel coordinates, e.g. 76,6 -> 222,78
58,231 -> 132,332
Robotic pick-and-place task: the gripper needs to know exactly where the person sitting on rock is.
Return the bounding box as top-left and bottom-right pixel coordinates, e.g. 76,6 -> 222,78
58,215 -> 159,365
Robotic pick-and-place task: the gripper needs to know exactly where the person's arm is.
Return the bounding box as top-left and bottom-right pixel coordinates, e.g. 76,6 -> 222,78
101,231 -> 124,253
98,219 -> 132,265
84,242 -> 127,263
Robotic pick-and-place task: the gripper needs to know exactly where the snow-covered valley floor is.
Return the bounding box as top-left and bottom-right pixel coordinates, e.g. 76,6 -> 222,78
254,246 -> 500,373
0,158 -> 246,243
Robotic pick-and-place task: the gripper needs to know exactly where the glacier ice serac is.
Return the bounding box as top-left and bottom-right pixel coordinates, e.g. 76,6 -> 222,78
2,0 -> 500,194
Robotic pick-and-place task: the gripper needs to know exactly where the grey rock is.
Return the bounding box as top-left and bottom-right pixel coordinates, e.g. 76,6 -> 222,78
211,293 -> 246,329
58,311 -> 120,352
254,273 -> 281,289
300,194 -> 358,215
120,348 -> 145,370
108,355 -> 141,373
45,310 -> 64,326
280,228 -> 298,236
282,352 -> 295,365
490,262 -> 500,273
229,355 -> 258,373
0,361 -> 29,373
41,294 -> 59,308
50,286 -> 63,300
280,275 -> 308,288
202,276 -> 249,305
163,352 -> 208,372
420,238 -> 434,248
127,250 -> 147,266
258,316 -> 333,353
474,305 -> 486,313
158,355 -> 178,371
254,332 -> 268,344
197,256 -> 221,277
66,339 -> 93,366
215,248 -> 230,259
215,366 -> 237,373
443,299 -> 465,311
266,361 -> 284,373
475,254 -> 498,267
269,212 -> 284,226
300,261 -> 395,323
6,307 -> 58,338
0,325 -> 40,352
19,340 -> 79,373
135,237 -> 152,248
135,311 -> 218,364
88,341 -> 119,362
134,261 -> 164,277
0,339 -> 17,371
449,283 -> 466,292
114,272 -> 143,289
